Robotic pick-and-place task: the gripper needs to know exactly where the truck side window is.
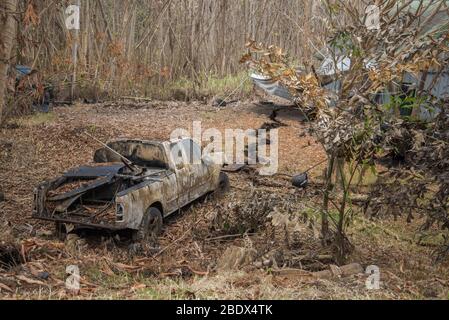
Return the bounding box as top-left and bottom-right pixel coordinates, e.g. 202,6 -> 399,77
169,141 -> 186,170
181,139 -> 202,165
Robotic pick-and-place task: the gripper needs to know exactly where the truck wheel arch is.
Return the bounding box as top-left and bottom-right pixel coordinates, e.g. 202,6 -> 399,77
134,204 -> 164,242
212,172 -> 230,197
149,201 -> 164,216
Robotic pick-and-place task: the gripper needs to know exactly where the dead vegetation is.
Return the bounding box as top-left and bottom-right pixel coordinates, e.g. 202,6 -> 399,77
243,0 -> 449,265
1,0 -> 449,301
0,101 -> 448,299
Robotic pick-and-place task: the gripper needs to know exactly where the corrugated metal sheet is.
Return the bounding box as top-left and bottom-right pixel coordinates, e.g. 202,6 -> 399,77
251,70 -> 448,121
250,74 -> 293,101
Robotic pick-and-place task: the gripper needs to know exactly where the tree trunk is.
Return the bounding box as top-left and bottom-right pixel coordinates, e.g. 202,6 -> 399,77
322,155 -> 335,243
0,0 -> 18,125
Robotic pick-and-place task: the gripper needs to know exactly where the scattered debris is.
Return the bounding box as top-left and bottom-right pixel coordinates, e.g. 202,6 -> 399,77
217,246 -> 257,270
291,173 -> 308,189
205,233 -> 257,242
15,274 -> 47,286
0,245 -> 22,270
0,282 -> 14,293
0,140 -> 13,152
313,263 -> 364,279
121,96 -> 153,102
212,98 -> 238,107
209,190 -> 281,236
10,65 -> 54,114
221,164 -> 246,173
271,268 -> 314,279
64,233 -> 87,256
272,263 -> 364,280
36,271 -> 50,281
254,249 -> 284,269
257,101 -> 274,106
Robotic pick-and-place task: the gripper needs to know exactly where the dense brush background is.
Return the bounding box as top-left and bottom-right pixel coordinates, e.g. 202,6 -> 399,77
10,0 -> 333,100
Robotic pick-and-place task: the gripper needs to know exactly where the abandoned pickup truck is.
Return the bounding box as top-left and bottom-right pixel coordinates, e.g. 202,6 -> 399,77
32,137 -> 229,241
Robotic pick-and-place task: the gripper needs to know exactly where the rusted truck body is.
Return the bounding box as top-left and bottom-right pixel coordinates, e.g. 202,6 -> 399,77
32,138 -> 227,239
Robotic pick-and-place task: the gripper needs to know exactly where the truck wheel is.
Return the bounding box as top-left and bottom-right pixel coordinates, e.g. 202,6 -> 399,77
135,207 -> 163,243
214,172 -> 230,197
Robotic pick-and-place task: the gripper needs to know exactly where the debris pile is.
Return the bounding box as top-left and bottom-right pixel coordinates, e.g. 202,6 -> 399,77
0,245 -> 22,270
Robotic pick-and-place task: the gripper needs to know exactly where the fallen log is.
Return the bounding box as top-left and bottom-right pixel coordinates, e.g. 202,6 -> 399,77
313,263 -> 364,279
272,263 -> 364,280
121,96 -> 152,102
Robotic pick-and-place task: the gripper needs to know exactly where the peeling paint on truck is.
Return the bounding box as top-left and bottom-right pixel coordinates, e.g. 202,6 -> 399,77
32,138 -> 225,234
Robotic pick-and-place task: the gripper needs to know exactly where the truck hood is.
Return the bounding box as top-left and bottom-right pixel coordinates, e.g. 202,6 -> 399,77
63,163 -> 125,179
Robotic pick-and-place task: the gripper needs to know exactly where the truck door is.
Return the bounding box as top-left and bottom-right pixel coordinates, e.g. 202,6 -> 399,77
180,138 -> 210,201
161,171 -> 179,215
169,141 -> 191,208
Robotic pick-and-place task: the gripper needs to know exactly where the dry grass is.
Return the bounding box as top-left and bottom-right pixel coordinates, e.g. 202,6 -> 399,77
0,101 -> 448,300
15,112 -> 57,127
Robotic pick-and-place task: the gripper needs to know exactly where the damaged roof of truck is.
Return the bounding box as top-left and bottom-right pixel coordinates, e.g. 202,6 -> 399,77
64,163 -> 126,178
93,138 -> 170,168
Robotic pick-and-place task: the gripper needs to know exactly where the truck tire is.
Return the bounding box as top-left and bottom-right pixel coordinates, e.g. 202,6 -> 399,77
135,207 -> 163,243
292,173 -> 308,188
214,172 -> 230,197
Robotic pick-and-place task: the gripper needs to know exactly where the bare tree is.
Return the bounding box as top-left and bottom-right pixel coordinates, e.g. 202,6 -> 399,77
8,0 -> 327,101
0,0 -> 18,124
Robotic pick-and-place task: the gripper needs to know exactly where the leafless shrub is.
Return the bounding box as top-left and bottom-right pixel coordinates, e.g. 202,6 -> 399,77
209,190 -> 282,236
242,0 -> 449,262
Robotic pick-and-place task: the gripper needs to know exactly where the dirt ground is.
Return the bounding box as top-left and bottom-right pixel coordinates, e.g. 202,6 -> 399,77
0,100 -> 448,300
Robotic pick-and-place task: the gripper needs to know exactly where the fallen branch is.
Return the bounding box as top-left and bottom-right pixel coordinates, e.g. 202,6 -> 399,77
180,265 -> 208,276
154,229 -> 190,258
121,96 -> 152,102
205,233 -> 257,242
